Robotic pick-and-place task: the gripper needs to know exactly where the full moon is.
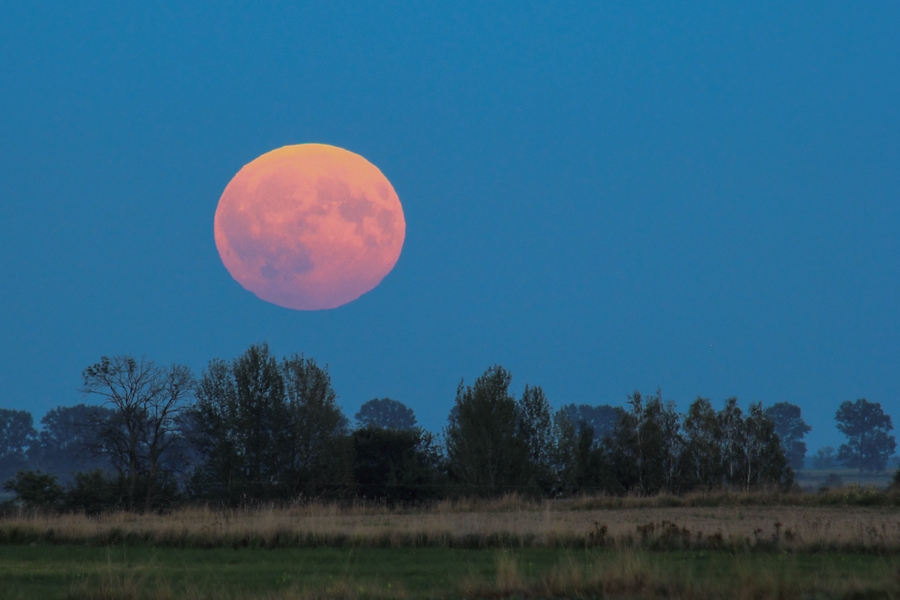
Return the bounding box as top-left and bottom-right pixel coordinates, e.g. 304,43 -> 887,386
214,144 -> 405,310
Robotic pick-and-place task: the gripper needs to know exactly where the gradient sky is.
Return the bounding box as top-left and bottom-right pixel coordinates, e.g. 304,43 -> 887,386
2,3 -> 899,452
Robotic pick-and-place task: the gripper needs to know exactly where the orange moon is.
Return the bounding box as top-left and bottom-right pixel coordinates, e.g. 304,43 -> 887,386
214,144 -> 405,310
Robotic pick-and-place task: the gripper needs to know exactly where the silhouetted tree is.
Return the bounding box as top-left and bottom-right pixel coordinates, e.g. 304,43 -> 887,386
64,469 -> 125,514
282,354 -> 353,499
608,390 -> 682,495
607,404 -> 639,492
82,355 -> 194,511
718,398 -> 747,487
633,391 -> 666,494
3,470 -> 63,510
33,404 -> 114,484
189,344 -> 354,503
517,385 -> 554,493
812,446 -> 838,469
764,402 -> 811,470
189,344 -> 285,503
355,398 -> 417,430
709,398 -> 792,490
548,409 -> 579,497
559,404 -> 618,442
352,426 -> 443,505
652,393 -> 684,491
0,409 -> 36,485
742,402 -> 792,490
835,399 -> 897,473
551,413 -> 625,497
680,397 -> 722,490
571,423 -> 621,495
445,365 -> 529,497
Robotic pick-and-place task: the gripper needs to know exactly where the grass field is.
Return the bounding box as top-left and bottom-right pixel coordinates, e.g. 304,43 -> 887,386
1,545 -> 899,599
2,492 -> 900,599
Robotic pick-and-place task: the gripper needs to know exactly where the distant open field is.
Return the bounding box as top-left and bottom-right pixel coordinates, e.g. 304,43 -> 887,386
2,492 -> 900,598
796,468 -> 896,491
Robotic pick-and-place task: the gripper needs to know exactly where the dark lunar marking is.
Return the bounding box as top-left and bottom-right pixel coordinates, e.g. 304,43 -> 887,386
289,244 -> 314,274
307,203 -> 329,216
339,194 -> 375,224
375,182 -> 389,200
259,245 -> 314,279
316,176 -> 376,223
260,263 -> 278,280
230,235 -> 271,264
255,169 -> 298,204
292,212 -> 317,234
316,176 -> 352,207
377,208 -> 395,235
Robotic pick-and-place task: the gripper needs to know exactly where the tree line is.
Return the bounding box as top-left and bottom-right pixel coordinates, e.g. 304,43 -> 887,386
1,344 -> 897,511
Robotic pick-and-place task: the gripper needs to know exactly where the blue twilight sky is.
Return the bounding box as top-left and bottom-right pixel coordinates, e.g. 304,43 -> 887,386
1,3 -> 899,452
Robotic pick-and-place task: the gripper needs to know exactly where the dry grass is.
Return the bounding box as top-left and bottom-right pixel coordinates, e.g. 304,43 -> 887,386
3,491 -> 900,552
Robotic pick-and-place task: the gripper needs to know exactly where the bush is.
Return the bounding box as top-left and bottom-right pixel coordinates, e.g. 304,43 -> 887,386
3,470 -> 64,510
352,426 -> 445,505
64,469 -> 124,514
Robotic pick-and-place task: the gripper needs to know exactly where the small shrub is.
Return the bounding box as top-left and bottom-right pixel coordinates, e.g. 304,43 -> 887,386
64,470 -> 123,515
3,470 -> 64,510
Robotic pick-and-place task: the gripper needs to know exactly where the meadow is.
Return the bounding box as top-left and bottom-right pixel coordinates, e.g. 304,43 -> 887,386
2,490 -> 900,599
795,468 -> 897,491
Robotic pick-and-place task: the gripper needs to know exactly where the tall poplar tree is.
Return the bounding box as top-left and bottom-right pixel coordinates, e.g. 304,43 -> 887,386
445,365 -> 529,497
680,397 -> 722,489
517,384 -> 554,493
282,354 -> 353,499
189,344 -> 353,504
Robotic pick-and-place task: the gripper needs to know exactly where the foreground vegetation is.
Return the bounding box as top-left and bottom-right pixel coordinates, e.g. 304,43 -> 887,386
3,494 -> 900,553
2,493 -> 900,598
1,545 -> 898,599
